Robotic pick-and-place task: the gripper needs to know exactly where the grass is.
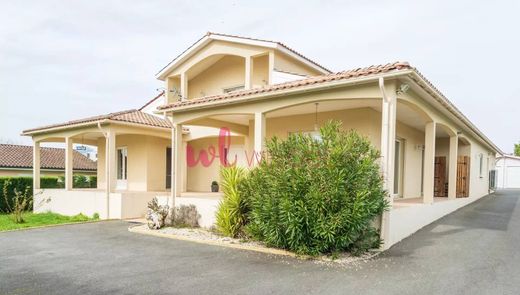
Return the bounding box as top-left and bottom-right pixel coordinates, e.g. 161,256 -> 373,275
0,212 -> 98,232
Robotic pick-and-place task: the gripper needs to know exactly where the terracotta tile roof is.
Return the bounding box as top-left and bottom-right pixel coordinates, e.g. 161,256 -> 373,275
23,109 -> 172,134
158,61 -> 412,111
0,144 -> 97,171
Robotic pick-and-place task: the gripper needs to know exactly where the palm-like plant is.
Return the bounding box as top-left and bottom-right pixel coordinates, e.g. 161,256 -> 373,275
216,166 -> 248,237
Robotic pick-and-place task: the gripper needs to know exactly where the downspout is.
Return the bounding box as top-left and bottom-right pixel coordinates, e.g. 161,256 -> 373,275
97,122 -> 110,219
378,77 -> 392,250
169,111 -> 176,211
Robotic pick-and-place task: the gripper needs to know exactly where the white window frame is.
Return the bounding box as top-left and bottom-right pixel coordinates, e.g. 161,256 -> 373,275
116,147 -> 128,190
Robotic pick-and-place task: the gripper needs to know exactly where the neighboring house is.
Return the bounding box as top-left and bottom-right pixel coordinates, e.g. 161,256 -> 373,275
496,155 -> 520,189
0,144 -> 96,177
22,32 -> 501,249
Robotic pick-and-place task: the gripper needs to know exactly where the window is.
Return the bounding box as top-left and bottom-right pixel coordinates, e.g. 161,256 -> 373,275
223,85 -> 245,93
117,147 -> 128,180
479,153 -> 484,178
394,139 -> 405,196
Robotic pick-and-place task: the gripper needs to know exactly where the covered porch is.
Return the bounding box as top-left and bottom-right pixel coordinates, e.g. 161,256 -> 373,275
164,78 -> 482,248
24,110 -> 174,219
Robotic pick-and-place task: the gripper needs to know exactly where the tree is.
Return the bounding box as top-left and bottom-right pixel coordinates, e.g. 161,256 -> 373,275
515,143 -> 520,157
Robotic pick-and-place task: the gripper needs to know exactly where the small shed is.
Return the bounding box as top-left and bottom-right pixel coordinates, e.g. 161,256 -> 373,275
496,155 -> 520,189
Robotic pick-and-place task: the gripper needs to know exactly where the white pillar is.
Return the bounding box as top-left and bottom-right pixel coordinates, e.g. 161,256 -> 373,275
173,124 -> 183,197
387,99 -> 397,196
268,51 -> 274,85
33,141 -> 40,190
448,135 -> 458,199
254,112 -> 266,156
65,137 -> 73,190
180,72 -> 188,100
245,56 -> 253,90
423,121 -> 436,204
107,131 -> 117,193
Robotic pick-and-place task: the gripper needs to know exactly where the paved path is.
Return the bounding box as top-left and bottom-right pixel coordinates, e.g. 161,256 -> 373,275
1,190 -> 520,295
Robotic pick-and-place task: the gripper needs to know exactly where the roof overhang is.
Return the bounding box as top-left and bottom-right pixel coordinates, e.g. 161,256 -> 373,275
160,68 -> 502,155
22,119 -> 171,137
155,33 -> 331,81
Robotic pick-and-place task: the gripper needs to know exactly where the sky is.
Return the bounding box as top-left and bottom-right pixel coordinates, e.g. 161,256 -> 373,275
0,0 -> 519,153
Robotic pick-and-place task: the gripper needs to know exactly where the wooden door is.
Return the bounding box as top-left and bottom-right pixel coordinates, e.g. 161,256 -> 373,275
456,156 -> 470,197
434,157 -> 447,197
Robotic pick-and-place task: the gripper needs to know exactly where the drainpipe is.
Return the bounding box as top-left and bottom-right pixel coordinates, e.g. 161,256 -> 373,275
97,122 -> 110,219
170,112 -> 176,212
378,77 -> 392,250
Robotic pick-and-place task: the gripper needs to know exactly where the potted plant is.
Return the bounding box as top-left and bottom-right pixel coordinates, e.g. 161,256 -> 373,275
211,180 -> 219,192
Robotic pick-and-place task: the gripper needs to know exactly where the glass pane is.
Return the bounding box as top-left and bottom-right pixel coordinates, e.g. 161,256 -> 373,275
117,149 -> 123,180
393,141 -> 400,195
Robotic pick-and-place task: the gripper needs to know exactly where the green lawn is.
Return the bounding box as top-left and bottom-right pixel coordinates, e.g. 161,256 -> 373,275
0,212 -> 98,232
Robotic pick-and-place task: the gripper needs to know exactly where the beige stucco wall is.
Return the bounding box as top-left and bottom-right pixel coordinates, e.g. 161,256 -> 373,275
188,55 -> 246,99
186,136 -> 245,192
97,134 -> 170,192
252,54 -> 269,88
273,51 -> 322,76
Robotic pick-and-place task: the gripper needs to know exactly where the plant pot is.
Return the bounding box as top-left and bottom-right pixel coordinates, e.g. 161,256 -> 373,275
211,184 -> 219,192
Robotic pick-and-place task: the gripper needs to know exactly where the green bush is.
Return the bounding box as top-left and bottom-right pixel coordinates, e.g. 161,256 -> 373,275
215,166 -> 248,237
241,121 -> 388,255
73,175 -> 90,188
0,177 -> 33,213
89,176 -> 97,188
40,177 -> 62,188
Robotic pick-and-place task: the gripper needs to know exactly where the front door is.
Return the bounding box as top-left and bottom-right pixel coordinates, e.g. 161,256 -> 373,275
456,156 -> 470,197
434,156 -> 446,197
116,147 -> 128,190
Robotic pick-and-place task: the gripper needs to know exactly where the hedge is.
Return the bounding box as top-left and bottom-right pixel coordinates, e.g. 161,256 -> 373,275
0,175 -> 97,212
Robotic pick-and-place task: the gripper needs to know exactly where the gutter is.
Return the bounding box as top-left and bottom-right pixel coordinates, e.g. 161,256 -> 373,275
159,70 -> 412,114
22,119 -> 171,137
407,71 -> 503,154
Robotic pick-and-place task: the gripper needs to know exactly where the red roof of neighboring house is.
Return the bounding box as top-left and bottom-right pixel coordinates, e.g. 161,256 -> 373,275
158,61 -> 411,111
23,109 -> 172,134
0,144 -> 97,171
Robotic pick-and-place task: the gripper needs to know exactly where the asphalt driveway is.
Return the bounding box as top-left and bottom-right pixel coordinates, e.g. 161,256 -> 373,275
1,190 -> 520,295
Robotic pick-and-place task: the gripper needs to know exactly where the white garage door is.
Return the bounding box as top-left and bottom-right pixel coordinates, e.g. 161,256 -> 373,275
506,166 -> 520,188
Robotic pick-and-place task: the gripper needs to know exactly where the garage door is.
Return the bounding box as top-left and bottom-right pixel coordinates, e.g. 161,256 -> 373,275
506,166 -> 520,188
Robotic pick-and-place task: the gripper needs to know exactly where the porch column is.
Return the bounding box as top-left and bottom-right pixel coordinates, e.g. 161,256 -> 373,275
33,140 -> 40,190
107,130 -> 117,193
423,121 -> 436,204
180,72 -> 188,100
380,91 -> 396,195
254,112 -> 265,164
173,123 -> 183,197
65,137 -> 73,190
245,56 -> 253,90
448,134 -> 458,199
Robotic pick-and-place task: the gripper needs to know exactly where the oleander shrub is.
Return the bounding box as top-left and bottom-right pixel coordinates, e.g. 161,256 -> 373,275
241,120 -> 389,256
215,166 -> 248,238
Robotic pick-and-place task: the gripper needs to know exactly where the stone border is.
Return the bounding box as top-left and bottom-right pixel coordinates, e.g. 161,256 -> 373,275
128,224 -> 382,264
